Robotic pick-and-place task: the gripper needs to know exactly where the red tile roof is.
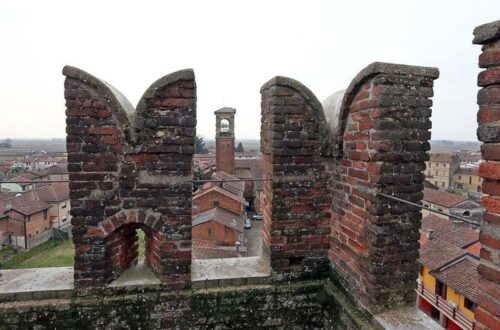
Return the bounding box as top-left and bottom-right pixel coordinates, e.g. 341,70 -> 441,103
418,238 -> 466,270
429,153 -> 457,163
465,241 -> 481,257
192,207 -> 244,232
421,214 -> 479,248
0,194 -> 51,216
193,185 -> 246,205
431,257 -> 479,302
27,183 -> 69,203
211,171 -> 245,195
235,158 -> 264,190
423,188 -> 468,208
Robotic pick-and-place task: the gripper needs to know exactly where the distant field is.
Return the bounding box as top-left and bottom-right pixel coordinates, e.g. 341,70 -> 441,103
1,230 -> 147,269
2,239 -> 74,269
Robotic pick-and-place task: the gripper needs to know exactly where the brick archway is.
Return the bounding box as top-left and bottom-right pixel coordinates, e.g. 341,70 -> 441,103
84,210 -> 166,282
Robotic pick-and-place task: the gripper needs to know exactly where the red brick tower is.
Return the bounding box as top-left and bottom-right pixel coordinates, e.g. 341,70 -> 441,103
215,107 -> 236,174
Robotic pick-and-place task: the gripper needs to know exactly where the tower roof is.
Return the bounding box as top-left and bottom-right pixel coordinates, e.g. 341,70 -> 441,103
214,107 -> 236,114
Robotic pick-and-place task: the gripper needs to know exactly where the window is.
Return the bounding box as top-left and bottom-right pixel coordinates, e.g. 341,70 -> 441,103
424,204 -> 429,208
62,201 -> 66,209
436,280 -> 447,299
418,264 -> 423,276
438,208 -> 443,212
36,230 -> 39,235
220,119 -> 230,133
463,211 -> 470,217
435,170 -> 438,176
458,175 -> 461,180
43,210 -> 48,220
434,181 -> 438,186
464,298 -> 477,312
469,177 -> 472,185
441,182 -> 445,187
212,201 -> 220,208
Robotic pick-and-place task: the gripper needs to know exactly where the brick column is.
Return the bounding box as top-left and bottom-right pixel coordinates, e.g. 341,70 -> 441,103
260,77 -> 331,280
330,63 -> 439,311
473,20 -> 500,330
64,66 -> 195,290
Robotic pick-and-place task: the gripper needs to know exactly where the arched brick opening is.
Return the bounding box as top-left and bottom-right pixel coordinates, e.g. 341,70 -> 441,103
64,66 -> 196,290
104,223 -> 162,281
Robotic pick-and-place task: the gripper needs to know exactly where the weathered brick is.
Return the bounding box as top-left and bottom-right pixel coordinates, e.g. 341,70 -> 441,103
64,66 -> 195,290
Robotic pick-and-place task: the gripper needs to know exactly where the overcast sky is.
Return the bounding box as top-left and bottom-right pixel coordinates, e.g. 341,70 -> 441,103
1,1 -> 498,141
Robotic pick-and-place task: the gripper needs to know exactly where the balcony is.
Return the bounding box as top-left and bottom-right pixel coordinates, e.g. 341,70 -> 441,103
416,282 -> 475,330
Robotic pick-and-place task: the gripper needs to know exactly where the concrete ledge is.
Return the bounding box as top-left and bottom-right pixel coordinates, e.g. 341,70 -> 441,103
191,256 -> 271,289
374,304 -> 442,330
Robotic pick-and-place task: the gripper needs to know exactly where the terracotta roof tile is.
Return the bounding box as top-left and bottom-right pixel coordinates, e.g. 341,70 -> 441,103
421,215 -> 479,248
0,193 -> 51,216
423,188 -> 468,208
429,153 -> 457,163
431,257 -> 479,302
418,238 -> 466,270
192,207 -> 244,232
193,185 -> 246,205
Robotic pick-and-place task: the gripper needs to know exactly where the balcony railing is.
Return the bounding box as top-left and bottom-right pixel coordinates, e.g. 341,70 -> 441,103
416,282 -> 475,330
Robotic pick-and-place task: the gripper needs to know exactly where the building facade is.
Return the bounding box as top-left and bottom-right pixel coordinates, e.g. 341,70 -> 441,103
452,167 -> 482,194
425,153 -> 460,190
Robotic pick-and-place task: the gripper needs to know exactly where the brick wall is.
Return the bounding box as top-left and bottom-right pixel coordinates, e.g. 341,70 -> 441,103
216,138 -> 235,174
473,20 -> 500,330
260,76 -> 332,280
192,188 -> 243,215
330,63 -> 439,311
192,221 -> 240,246
64,66 -> 196,290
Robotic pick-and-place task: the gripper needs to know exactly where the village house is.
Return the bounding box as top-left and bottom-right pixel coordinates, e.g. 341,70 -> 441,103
192,207 -> 244,246
417,216 -> 480,330
192,184 -> 245,215
452,167 -> 482,194
24,183 -> 70,229
0,193 -> 52,249
424,153 -> 460,189
422,188 -> 484,227
30,156 -> 59,172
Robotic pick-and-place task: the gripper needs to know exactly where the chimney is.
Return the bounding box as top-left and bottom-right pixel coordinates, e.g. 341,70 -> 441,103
425,229 -> 434,240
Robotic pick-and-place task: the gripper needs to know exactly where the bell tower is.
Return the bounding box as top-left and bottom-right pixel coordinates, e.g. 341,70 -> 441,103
214,107 -> 236,174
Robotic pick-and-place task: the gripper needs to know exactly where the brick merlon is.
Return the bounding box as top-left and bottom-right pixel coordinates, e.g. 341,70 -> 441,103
135,69 -> 195,114
473,20 -> 500,44
331,62 -> 439,157
62,65 -> 135,125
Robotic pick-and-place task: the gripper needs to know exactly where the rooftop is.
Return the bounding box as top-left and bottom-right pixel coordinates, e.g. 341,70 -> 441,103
421,214 -> 479,248
428,153 -> 457,163
418,238 -> 466,271
0,193 -> 51,216
423,188 -> 468,208
192,207 -> 244,232
431,257 -> 479,302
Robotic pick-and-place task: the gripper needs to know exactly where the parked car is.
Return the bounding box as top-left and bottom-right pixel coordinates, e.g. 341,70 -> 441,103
252,214 -> 263,220
244,218 -> 251,229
